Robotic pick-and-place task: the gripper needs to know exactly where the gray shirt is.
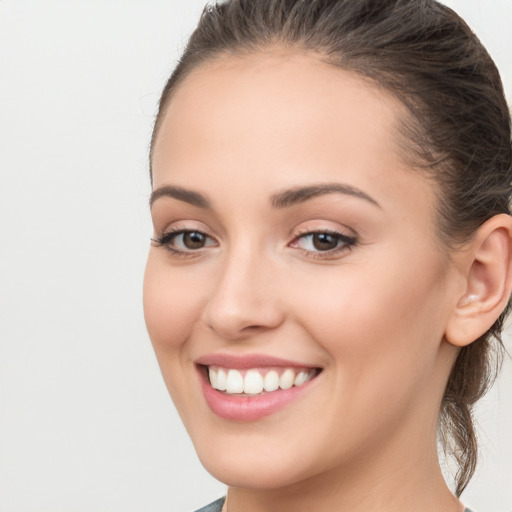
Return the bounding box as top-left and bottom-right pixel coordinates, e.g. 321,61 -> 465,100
194,497 -> 225,512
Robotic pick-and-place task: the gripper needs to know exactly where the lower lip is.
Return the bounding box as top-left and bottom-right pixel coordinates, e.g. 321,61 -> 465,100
198,367 -> 318,422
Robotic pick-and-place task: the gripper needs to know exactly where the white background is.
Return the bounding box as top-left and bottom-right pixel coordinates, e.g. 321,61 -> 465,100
0,1 -> 510,511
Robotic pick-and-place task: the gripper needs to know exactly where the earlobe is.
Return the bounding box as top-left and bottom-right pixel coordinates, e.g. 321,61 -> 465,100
445,214 -> 512,347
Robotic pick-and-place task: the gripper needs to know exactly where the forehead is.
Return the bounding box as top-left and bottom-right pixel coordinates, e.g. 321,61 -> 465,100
153,50 -> 409,179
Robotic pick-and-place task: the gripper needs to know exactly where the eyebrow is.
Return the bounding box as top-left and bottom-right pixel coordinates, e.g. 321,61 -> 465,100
150,185 -> 211,208
271,183 -> 381,209
149,182 -> 380,210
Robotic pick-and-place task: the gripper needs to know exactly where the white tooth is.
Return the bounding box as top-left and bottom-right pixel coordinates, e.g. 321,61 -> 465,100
279,368 -> 295,390
294,371 -> 307,387
225,369 -> 244,394
243,370 -> 264,394
209,367 -> 218,389
216,368 -> 227,391
263,370 -> 279,392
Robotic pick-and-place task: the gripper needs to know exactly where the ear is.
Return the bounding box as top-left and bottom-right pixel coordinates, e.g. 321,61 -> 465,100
445,214 -> 512,347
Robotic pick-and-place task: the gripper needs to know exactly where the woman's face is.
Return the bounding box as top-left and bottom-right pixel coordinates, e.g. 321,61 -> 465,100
144,52 -> 460,489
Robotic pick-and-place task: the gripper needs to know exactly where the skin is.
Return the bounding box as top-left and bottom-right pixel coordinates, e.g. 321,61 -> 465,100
144,50 -> 479,512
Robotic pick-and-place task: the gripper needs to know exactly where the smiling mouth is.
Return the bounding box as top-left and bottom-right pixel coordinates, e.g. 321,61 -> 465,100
204,366 -> 322,396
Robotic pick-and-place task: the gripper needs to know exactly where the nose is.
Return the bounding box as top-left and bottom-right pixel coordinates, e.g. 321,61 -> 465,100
201,247 -> 285,340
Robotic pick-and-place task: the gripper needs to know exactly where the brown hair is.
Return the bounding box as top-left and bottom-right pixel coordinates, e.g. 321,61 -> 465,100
150,0 -> 512,496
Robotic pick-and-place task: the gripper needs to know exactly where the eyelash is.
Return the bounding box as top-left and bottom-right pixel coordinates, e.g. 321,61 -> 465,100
151,228 -> 216,258
152,228 -> 357,259
290,229 -> 357,258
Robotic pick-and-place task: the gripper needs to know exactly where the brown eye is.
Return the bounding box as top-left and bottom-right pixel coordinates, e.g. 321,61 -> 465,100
154,229 -> 217,253
293,231 -> 357,255
312,233 -> 339,251
183,231 -> 207,249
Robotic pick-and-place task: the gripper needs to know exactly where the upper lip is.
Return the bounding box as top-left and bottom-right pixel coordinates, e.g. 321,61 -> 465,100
195,353 -> 320,370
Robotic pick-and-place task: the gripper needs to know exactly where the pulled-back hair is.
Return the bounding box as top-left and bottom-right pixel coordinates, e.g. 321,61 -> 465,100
150,0 -> 512,496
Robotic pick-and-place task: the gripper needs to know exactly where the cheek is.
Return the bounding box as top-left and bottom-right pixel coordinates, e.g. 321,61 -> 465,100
143,254 -> 205,353
282,256 -> 451,456
290,254 -> 449,378
143,255 -> 209,419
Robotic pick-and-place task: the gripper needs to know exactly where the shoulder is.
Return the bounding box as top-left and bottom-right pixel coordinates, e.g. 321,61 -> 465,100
193,497 -> 225,512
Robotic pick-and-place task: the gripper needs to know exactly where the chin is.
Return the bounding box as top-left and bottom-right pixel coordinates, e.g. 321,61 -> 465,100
199,451 -> 309,489
188,422 -> 328,490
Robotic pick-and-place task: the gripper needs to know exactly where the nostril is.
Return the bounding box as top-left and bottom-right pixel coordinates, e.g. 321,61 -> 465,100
203,307 -> 285,340
242,324 -> 266,332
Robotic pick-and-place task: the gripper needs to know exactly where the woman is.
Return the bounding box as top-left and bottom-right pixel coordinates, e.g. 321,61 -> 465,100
143,1 -> 512,511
